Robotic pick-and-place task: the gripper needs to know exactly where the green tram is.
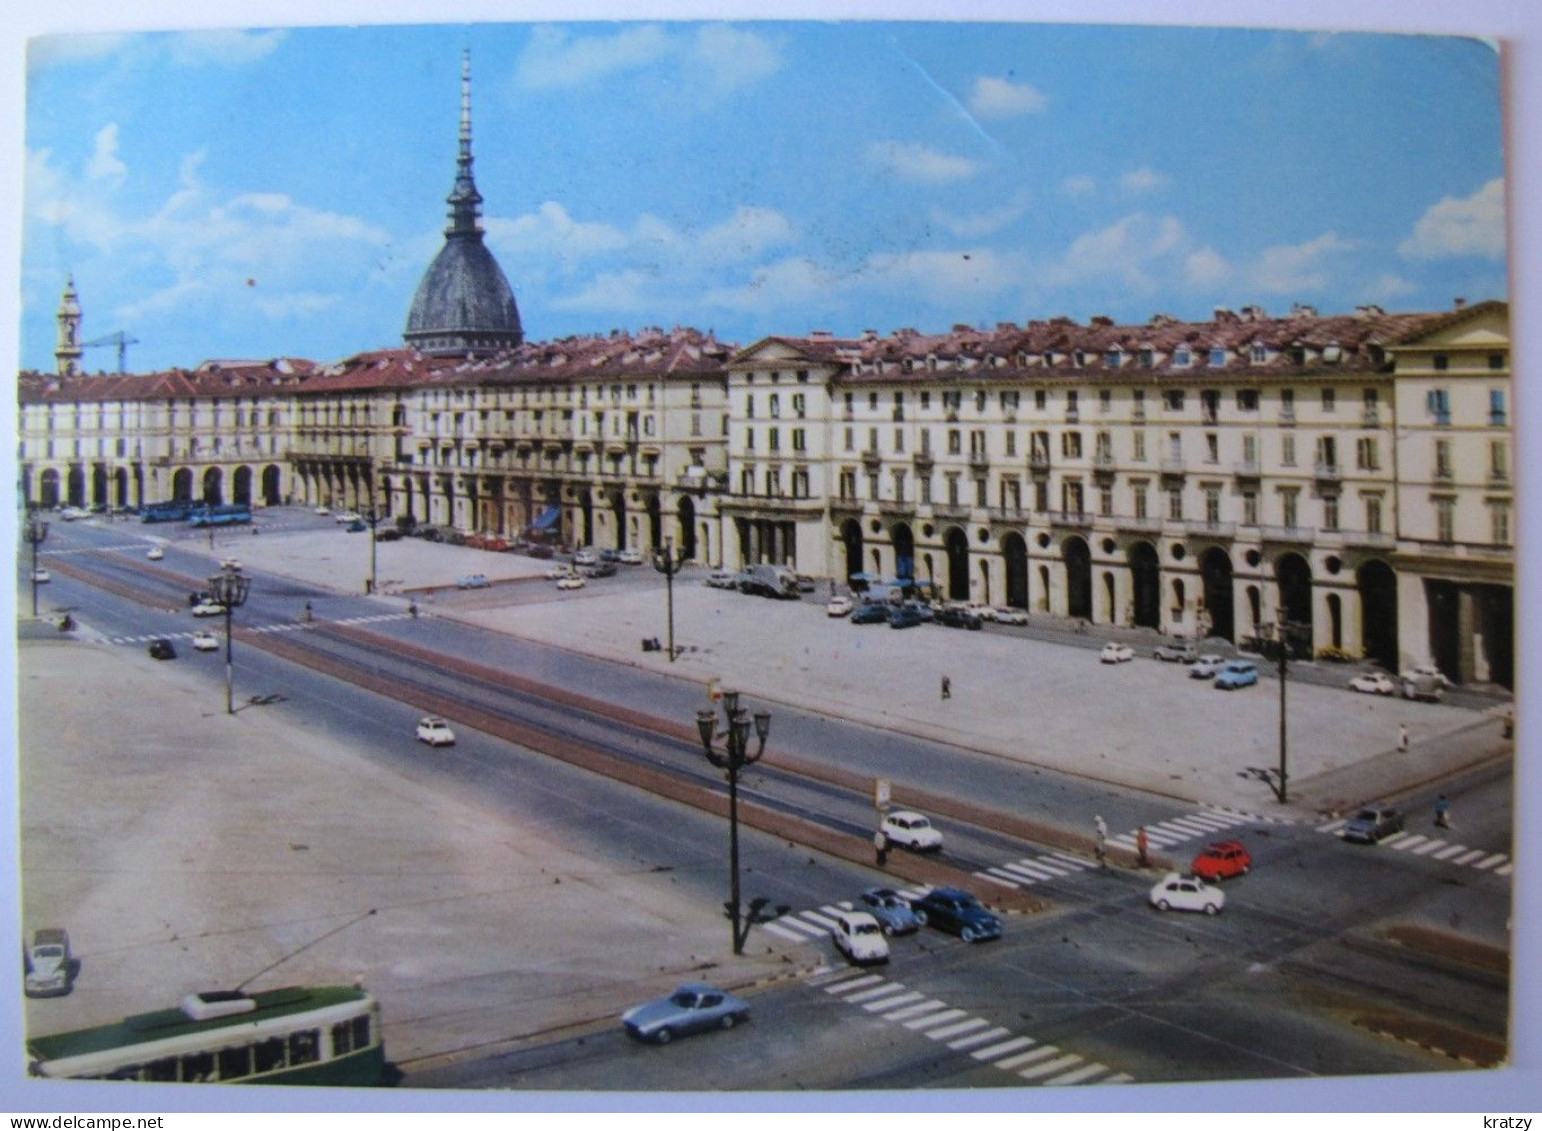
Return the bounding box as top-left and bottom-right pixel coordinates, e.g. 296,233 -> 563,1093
26,986 -> 385,1086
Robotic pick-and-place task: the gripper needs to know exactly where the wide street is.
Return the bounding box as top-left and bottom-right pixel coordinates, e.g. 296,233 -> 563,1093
13,506 -> 1520,1105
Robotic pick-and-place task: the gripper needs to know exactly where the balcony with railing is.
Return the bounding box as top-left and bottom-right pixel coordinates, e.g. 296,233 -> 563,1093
1028,450 -> 1051,473
1341,529 -> 1396,550
1047,509 -> 1091,529
986,506 -> 1029,524
1233,458 -> 1261,479
1183,519 -> 1236,539
1258,524 -> 1315,543
1114,514 -> 1162,534
1313,461 -> 1341,484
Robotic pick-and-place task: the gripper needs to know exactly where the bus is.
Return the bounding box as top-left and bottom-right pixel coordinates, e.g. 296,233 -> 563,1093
189,504 -> 252,528
140,501 -> 195,524
26,985 -> 386,1086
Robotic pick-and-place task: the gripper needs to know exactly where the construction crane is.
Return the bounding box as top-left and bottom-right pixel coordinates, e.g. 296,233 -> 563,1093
81,330 -> 140,374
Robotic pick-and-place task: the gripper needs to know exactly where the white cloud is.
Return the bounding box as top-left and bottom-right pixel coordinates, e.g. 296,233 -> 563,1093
165,30 -> 287,66
690,25 -> 783,95
516,25 -> 672,90
489,202 -> 628,267
1369,272 -> 1418,298
931,202 -> 1029,239
1061,175 -> 1096,198
87,124 -> 127,181
696,206 -> 796,261
1184,247 -> 1231,288
967,76 -> 1048,118
866,141 -> 980,184
1120,166 -> 1169,194
1051,213 -> 1189,288
28,33 -> 133,70
1399,178 -> 1506,260
1247,232 -> 1356,293
550,269 -> 660,313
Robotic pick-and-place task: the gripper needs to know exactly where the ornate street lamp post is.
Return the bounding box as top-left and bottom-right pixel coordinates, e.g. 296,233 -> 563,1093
1262,616 -> 1310,803
652,537 -> 687,661
695,691 -> 774,955
208,569 -> 252,715
24,514 -> 49,618
363,505 -> 381,595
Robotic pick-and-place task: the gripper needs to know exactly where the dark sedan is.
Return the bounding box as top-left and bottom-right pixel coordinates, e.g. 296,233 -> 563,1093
850,603 -> 890,625
911,887 -> 1001,943
147,638 -> 177,660
935,606 -> 983,630
888,605 -> 924,629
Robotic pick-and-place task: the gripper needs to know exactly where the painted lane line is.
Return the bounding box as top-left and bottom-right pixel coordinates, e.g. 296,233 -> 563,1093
948,1026 -> 1012,1051
1044,1063 -> 1111,1087
904,1008 -> 968,1031
971,1035 -> 1035,1061
823,974 -> 884,995
1001,861 -> 1060,882
1318,819 -> 1348,833
976,872 -> 1020,889
1453,849 -> 1487,865
1104,1073 -> 1135,1084
1432,844 -> 1469,860
926,1017 -> 990,1041
779,918 -> 831,938
1475,854 -> 1507,870
1018,1053 -> 1084,1081
862,990 -> 924,1013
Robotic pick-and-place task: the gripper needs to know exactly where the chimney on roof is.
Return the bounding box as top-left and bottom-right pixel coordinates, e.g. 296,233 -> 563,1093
1353,304 -> 1385,319
1090,314 -> 1114,327
863,329 -> 879,341
1454,297 -> 1467,309
1241,305 -> 1268,322
809,329 -> 833,340
952,323 -> 974,333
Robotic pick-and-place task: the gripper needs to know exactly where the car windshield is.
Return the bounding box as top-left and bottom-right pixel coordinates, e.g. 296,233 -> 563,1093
1353,809 -> 1379,822
33,945 -> 64,959
854,922 -> 880,935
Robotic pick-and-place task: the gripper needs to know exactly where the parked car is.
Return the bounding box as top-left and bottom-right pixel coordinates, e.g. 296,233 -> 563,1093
1154,640 -> 1198,663
796,574 -> 818,593
830,910 -> 890,966
911,887 -> 1001,943
1349,672 -> 1397,696
599,548 -> 622,563
147,638 -> 177,660
964,601 -> 994,621
857,887 -> 923,936
525,543 -> 555,560
191,600 -> 226,618
618,548 -> 644,565
1190,840 -> 1252,881
415,717 -> 456,747
187,590 -> 212,606
546,564 -> 577,580
621,982 -> 749,1044
578,561 -> 618,579
24,928 -> 73,998
1100,642 -> 1134,664
993,607 -> 1029,626
705,568 -> 738,589
881,810 -> 943,851
1149,872 -> 1225,915
1214,660 -> 1260,689
888,604 -> 924,629
29,568 -> 50,583
826,595 -> 853,617
936,605 -> 983,630
346,520 -> 368,533
556,575 -> 586,591
334,511 -> 361,524
145,547 -> 165,561
456,574 -> 491,590
1342,805 -> 1405,844
572,548 -> 599,567
314,506 -> 330,516
1399,663 -> 1450,702
191,630 -> 220,652
850,603 -> 890,625
1189,655 -> 1226,679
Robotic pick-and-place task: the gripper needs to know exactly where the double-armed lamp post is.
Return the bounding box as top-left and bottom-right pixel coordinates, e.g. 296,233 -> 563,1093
24,514 -> 49,618
652,537 -> 687,661
695,691 -> 776,955
208,569 -> 252,715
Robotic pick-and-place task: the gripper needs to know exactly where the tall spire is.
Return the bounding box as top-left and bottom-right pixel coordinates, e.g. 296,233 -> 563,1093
55,275 -> 82,378
445,48 -> 484,239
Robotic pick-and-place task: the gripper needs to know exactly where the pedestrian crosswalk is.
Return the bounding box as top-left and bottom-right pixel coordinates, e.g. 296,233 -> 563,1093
974,849 -> 1099,891
1314,818 -> 1512,876
819,969 -> 1132,1087
95,611 -> 417,647
760,890 -> 930,944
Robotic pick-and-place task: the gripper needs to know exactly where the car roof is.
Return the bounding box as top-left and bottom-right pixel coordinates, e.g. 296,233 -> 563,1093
1202,840 -> 1245,852
673,981 -> 724,994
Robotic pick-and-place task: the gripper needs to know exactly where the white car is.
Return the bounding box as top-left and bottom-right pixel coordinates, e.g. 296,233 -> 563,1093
146,547 -> 165,561
191,630 -> 220,652
220,557 -> 243,572
29,568 -> 50,584
826,595 -> 853,617
334,511 -> 361,524
964,601 -> 994,621
993,607 -> 1028,626
881,810 -> 943,852
415,717 -> 456,747
1149,872 -> 1225,916
191,600 -> 226,617
314,506 -> 330,516
618,547 -> 644,565
545,564 -> 576,580
705,569 -> 738,589
1189,654 -> 1226,678
1100,642 -> 1134,663
556,575 -> 586,590
572,548 -> 599,567
830,910 -> 890,966
1349,672 -> 1397,696
59,506 -> 89,521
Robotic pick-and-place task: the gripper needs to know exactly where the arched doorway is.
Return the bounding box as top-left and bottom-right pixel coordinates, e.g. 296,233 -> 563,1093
1102,571 -> 1117,622
91,465 -> 108,508
1002,533 -> 1028,608
112,468 -> 128,508
1356,560 -> 1398,670
676,495 -> 698,560
39,469 -> 60,509
1063,536 -> 1092,620
261,465 -> 282,506
645,493 -> 662,551
578,489 -> 595,546
1275,552 -> 1314,657
892,524 -> 916,581
1127,541 -> 1160,628
172,468 -> 193,501
1199,547 -> 1235,641
841,519 -> 864,583
67,466 -> 85,507
1326,593 -> 1343,650
1037,565 -> 1051,611
944,527 -> 970,601
609,490 -> 627,549
232,466 -> 253,506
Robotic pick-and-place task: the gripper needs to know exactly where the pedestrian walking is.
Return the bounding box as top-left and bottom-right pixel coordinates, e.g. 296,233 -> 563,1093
940,675 -> 952,701
1094,814 -> 1108,868
1136,826 -> 1150,869
874,828 -> 890,867
408,599 -> 419,619
1397,724 -> 1410,753
1435,794 -> 1452,829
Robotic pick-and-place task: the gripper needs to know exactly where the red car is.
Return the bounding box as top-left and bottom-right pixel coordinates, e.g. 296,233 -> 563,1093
1190,840 -> 1252,881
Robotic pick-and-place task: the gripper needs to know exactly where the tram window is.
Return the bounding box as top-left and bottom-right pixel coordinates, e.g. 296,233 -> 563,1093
145,1057 -> 178,1082
253,1036 -> 286,1074
289,1029 -> 321,1067
180,1050 -> 216,1082
343,1015 -> 372,1051
332,1020 -> 355,1055
218,1045 -> 251,1080
106,1064 -> 143,1081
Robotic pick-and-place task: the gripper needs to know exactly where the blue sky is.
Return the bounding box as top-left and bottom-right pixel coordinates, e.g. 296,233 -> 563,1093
17,19 -> 1506,373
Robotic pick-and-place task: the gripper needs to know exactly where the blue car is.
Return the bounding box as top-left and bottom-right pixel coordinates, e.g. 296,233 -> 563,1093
858,888 -> 923,936
621,982 -> 750,1044
888,605 -> 924,629
911,887 -> 1002,943
850,603 -> 890,625
1214,660 -> 1260,689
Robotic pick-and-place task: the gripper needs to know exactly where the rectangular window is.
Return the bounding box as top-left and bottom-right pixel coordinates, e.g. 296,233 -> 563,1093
1490,388 -> 1507,426
1365,495 -> 1383,534
745,393 -> 755,419
1035,389 -> 1047,410
1133,431 -> 1146,461
948,430 -> 962,454
1281,488 -> 1299,529
1100,389 -> 1112,412
792,393 -> 805,417
1435,497 -> 1455,542
1242,433 -> 1257,464
768,427 -> 780,452
793,428 -> 806,452
894,428 -> 905,453
744,427 -> 755,451
976,478 -> 988,507
1133,483 -> 1149,520
1236,389 -> 1259,411
919,475 -> 932,504
1167,486 -> 1183,521
1321,388 -> 1336,411
1205,487 -> 1221,524
690,412 -> 702,437
1164,390 -> 1185,411
920,429 -> 931,454
1435,438 -> 1452,478
1490,440 -> 1508,480
1005,431 -> 1017,456
768,393 -> 780,418
1491,501 -> 1511,545
1428,388 -> 1451,425
1099,485 -> 1113,516
1281,435 -> 1296,466
1062,432 -> 1082,458
1356,437 -> 1379,470
1323,494 -> 1339,531
1205,433 -> 1219,463
844,426 -> 854,452
1242,491 -> 1259,526
947,477 -> 960,506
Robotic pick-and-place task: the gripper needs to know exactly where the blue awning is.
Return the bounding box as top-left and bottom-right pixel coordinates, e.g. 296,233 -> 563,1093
530,506 -> 561,531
